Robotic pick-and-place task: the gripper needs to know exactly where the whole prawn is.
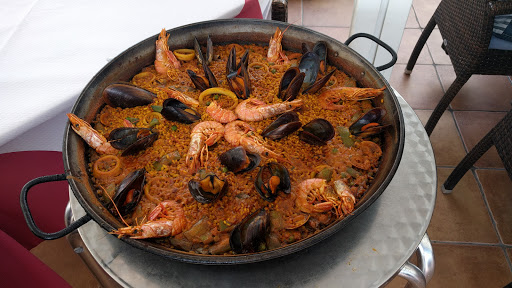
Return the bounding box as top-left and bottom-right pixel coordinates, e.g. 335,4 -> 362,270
67,113 -> 117,154
112,200 -> 187,239
333,180 -> 356,217
206,101 -> 238,123
318,87 -> 385,110
224,120 -> 288,162
235,98 -> 303,122
267,26 -> 290,64
295,178 -> 334,214
155,29 -> 181,74
186,121 -> 225,173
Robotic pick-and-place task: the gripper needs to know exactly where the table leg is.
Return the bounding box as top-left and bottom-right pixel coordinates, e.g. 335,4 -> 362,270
397,233 -> 435,288
64,202 -> 122,288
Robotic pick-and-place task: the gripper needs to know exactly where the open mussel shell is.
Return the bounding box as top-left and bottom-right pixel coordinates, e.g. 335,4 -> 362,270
313,41 -> 327,74
108,127 -> 159,156
194,35 -> 213,66
226,47 -> 251,99
255,162 -> 291,202
111,168 -> 145,217
230,209 -> 270,254
187,70 -> 209,91
278,68 -> 305,101
302,69 -> 336,94
188,174 -> 228,204
102,82 -> 156,108
299,118 -> 335,145
261,111 -> 302,140
219,146 -> 261,174
349,108 -> 389,137
298,51 -> 320,89
161,98 -> 201,124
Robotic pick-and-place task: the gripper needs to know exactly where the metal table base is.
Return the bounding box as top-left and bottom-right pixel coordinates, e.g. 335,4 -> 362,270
67,93 -> 436,287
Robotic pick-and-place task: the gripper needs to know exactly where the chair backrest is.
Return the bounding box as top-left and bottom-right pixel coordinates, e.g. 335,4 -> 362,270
435,0 -> 497,74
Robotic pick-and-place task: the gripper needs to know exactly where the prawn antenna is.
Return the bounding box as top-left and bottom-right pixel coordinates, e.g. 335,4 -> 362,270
100,184 -> 130,227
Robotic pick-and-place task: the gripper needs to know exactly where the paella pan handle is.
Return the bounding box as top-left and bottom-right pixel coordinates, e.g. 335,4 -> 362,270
344,33 -> 398,71
20,173 -> 92,240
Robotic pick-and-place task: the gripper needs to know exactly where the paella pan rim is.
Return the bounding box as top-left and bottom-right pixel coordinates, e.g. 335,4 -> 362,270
63,19 -> 405,265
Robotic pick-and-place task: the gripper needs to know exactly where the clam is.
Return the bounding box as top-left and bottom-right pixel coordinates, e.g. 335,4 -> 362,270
261,111 -> 302,140
226,47 -> 251,99
111,169 -> 145,217
230,209 -> 270,254
255,162 -> 291,202
103,82 -> 156,108
108,127 -> 158,156
349,108 -> 389,137
218,146 -> 261,174
299,118 -> 335,145
188,174 -> 228,204
161,98 -> 201,124
277,68 -> 305,101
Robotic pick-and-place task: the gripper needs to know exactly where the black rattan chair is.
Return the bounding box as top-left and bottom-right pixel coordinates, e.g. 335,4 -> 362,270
405,0 -> 512,136
442,107 -> 512,193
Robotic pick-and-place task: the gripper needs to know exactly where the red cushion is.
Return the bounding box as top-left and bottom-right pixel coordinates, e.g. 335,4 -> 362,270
0,151 -> 69,250
0,229 -> 70,287
235,0 -> 263,19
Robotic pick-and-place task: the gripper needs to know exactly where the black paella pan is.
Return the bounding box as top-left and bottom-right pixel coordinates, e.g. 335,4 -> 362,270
21,19 -> 404,265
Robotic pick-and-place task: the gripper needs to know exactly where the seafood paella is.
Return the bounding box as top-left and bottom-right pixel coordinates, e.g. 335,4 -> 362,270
68,27 -> 389,255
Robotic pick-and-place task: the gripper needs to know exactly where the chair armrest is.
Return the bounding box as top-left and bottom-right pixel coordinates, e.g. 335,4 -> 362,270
489,0 -> 512,16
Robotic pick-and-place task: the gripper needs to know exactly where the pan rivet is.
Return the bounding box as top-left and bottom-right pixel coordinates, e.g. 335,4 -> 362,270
334,52 -> 339,57
361,71 -> 366,77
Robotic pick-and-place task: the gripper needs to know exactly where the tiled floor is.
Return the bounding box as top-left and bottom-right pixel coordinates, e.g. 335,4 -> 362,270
28,0 -> 512,287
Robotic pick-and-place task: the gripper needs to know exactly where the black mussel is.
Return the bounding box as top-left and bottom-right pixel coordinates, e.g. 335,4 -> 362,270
108,127 -> 158,156
226,47 -> 251,99
188,174 -> 228,204
103,82 -> 156,108
219,146 -> 261,174
230,209 -> 270,254
261,111 -> 302,140
111,169 -> 145,217
301,42 -> 313,54
186,70 -> 209,91
299,118 -> 335,145
302,69 -> 336,94
298,51 -> 320,89
161,98 -> 201,124
349,108 -> 390,137
194,35 -> 213,66
278,67 -> 305,101
313,41 -> 328,74
255,162 -> 291,202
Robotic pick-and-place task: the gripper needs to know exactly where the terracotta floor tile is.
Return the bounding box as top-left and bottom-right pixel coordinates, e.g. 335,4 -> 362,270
287,0 -> 302,25
436,66 -> 512,112
427,244 -> 512,287
396,28 -> 433,64
414,110 -> 466,167
302,0 -> 353,27
427,168 -> 498,243
477,169 -> 512,245
426,29 -> 452,65
405,7 -> 419,29
412,0 -> 440,28
454,111 -> 507,168
390,64 -> 444,110
31,238 -> 100,287
306,26 -> 350,43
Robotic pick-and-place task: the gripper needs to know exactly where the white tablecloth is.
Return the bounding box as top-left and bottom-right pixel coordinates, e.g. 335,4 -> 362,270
0,0 -> 270,153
